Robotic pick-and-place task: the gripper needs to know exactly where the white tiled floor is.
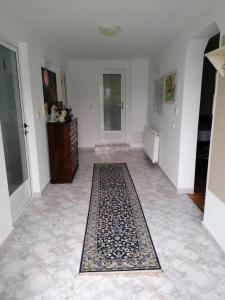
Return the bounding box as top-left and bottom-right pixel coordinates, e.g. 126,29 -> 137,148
0,150 -> 225,300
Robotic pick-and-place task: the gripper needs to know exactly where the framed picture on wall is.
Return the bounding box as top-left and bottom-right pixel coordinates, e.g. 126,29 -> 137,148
41,67 -> 58,114
154,76 -> 164,114
165,71 -> 177,103
60,72 -> 68,106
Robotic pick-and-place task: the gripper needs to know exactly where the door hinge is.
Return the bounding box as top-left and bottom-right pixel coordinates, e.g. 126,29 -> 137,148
2,59 -> 6,71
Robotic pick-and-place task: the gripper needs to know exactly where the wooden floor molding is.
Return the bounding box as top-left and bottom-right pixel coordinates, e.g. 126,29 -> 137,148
187,193 -> 205,212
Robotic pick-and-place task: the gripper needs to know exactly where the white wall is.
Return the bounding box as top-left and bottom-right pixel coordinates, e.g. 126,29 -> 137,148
149,2 -> 225,250
150,38 -> 187,187
150,6 -> 225,190
178,39 -> 208,191
25,43 -> 67,193
68,59 -> 149,148
130,60 -> 149,147
203,190 -> 225,251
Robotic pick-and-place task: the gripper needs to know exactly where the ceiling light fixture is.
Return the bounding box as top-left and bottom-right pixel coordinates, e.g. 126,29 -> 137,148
99,24 -> 121,37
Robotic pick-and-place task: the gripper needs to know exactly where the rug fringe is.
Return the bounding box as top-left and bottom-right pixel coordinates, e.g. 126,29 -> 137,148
78,269 -> 163,277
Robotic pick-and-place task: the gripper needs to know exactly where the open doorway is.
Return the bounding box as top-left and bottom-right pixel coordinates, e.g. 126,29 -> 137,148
189,33 -> 220,211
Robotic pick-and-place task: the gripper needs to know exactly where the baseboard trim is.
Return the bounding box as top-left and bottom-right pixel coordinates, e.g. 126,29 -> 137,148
157,164 -> 194,194
0,226 -> 13,246
32,192 -> 42,198
130,146 -> 144,150
32,180 -> 50,198
177,188 -> 194,194
78,147 -> 95,151
41,180 -> 50,195
78,146 -> 144,151
130,143 -> 144,149
157,164 -> 177,190
201,220 -> 225,253
13,196 -> 32,224
13,180 -> 51,224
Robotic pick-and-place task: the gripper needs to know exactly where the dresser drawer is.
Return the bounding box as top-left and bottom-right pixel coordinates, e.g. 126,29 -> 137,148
47,119 -> 79,183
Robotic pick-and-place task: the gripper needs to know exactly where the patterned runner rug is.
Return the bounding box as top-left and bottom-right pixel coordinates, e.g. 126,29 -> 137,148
80,163 -> 161,273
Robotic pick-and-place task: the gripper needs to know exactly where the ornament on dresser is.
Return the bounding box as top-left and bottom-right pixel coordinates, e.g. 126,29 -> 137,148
49,102 -> 73,123
59,109 -> 67,123
49,104 -> 60,123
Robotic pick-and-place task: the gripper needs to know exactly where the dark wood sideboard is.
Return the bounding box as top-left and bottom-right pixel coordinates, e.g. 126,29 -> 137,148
47,119 -> 78,183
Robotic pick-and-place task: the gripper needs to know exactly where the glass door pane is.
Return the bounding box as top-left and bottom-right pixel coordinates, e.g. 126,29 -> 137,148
0,45 -> 28,195
103,74 -> 121,131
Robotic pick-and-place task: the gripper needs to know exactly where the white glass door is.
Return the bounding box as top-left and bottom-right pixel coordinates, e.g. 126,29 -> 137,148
100,70 -> 126,143
0,42 -> 31,223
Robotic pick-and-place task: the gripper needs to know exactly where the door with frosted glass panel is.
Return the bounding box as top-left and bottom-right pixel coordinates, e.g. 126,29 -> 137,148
100,70 -> 126,143
0,42 -> 31,222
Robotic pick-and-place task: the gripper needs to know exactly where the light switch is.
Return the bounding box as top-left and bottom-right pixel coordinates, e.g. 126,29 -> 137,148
37,111 -> 41,119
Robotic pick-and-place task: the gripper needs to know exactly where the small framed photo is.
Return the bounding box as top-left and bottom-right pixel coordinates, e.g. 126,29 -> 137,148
165,71 -> 177,103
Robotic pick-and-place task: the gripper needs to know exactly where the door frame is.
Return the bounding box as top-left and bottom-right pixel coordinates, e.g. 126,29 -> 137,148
99,68 -> 127,144
60,71 -> 68,106
0,39 -> 32,223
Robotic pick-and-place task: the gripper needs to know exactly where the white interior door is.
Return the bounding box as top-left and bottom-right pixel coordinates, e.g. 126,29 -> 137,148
100,69 -> 126,143
0,42 -> 31,223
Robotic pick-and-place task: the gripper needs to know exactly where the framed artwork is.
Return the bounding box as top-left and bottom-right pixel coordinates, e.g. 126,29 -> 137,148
165,71 -> 177,102
41,67 -> 58,114
60,72 -> 68,106
154,77 -> 164,114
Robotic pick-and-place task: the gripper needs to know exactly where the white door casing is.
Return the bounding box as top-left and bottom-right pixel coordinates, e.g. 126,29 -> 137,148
99,69 -> 126,144
0,40 -> 31,223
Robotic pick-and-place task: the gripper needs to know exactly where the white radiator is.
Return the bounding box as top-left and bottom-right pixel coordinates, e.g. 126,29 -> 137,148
144,127 -> 160,164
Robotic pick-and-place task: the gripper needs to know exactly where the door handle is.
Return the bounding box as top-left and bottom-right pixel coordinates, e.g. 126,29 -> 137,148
118,102 -> 124,109
24,123 -> 29,135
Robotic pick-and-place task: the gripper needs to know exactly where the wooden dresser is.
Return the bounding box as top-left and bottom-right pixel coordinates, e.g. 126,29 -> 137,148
47,119 -> 78,183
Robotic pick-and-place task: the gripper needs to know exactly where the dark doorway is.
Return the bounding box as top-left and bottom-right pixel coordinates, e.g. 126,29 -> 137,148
189,33 -> 220,211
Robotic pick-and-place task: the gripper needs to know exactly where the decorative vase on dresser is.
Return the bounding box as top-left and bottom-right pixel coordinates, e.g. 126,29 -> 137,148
47,119 -> 78,183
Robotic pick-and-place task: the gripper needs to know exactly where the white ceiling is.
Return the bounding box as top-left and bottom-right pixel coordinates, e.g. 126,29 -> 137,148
0,0 -> 223,59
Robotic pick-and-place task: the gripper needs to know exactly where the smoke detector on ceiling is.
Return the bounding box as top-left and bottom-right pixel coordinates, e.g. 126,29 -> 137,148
99,24 -> 121,36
